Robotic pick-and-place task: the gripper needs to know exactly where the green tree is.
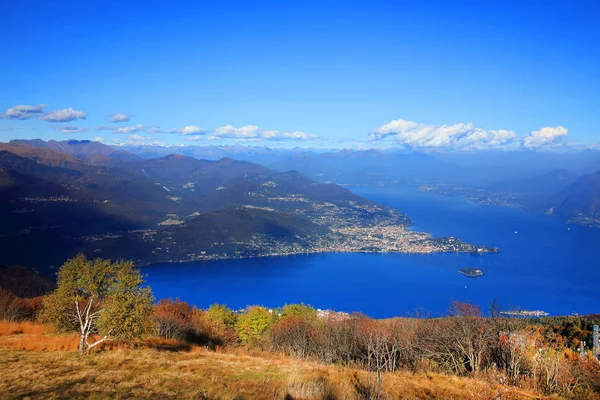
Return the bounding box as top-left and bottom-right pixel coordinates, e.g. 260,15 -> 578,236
40,254 -> 154,354
281,303 -> 318,323
205,304 -> 236,330
236,306 -> 275,345
203,304 -> 238,345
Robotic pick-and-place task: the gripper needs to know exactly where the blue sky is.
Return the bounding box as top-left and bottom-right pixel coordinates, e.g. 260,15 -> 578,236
1,0 -> 598,150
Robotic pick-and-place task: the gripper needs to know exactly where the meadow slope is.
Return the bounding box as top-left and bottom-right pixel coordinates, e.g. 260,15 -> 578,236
0,322 -> 550,400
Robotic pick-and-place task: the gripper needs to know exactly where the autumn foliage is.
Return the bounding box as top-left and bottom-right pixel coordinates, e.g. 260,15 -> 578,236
148,300 -> 600,398
0,288 -> 43,322
2,259 -> 600,399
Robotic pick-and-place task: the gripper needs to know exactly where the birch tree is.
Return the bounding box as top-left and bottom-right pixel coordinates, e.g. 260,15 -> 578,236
40,254 -> 154,354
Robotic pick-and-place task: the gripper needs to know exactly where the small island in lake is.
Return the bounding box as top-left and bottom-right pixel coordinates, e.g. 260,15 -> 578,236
458,268 -> 484,277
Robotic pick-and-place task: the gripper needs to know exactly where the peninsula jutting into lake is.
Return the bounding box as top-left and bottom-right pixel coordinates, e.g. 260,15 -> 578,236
0,140 -> 499,269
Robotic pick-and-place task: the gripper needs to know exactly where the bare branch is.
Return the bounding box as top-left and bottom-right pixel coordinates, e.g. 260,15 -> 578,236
86,336 -> 114,354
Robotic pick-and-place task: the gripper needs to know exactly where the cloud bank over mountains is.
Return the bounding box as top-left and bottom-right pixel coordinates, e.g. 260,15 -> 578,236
209,125 -> 317,141
0,103 -> 578,150
523,126 -> 569,148
148,125 -> 205,135
93,124 -> 205,136
1,104 -> 318,144
369,119 -> 569,150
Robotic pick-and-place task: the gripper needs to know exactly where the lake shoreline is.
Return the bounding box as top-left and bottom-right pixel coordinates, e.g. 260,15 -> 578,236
138,247 -> 501,268
144,186 -> 600,318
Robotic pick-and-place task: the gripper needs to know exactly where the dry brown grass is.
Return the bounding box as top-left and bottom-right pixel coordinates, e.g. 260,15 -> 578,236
0,321 -> 78,351
0,321 -> 48,336
0,325 -> 552,399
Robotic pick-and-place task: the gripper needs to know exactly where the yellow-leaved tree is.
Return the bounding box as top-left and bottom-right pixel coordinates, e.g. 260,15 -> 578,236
40,254 -> 155,354
235,306 -> 276,345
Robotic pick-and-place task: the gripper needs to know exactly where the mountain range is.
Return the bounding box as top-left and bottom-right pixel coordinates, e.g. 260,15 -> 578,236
266,148 -> 600,228
547,170 -> 600,226
9,137 -> 600,273
2,139 -> 499,271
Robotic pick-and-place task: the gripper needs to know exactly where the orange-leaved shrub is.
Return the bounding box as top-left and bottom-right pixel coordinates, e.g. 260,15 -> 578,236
154,298 -> 195,340
0,288 -> 43,322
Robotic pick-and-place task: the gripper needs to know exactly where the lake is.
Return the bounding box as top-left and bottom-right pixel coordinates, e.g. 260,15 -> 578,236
144,186 -> 600,318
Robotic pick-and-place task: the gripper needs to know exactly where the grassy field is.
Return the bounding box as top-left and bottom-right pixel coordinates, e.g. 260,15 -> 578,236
0,322 -> 551,400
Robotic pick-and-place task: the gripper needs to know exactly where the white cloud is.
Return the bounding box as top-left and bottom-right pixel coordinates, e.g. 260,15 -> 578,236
369,118 -> 519,149
369,119 -> 573,150
369,119 -> 420,139
523,126 -> 568,148
95,124 -> 200,136
57,125 -> 89,134
148,125 -> 206,135
187,135 -> 204,141
109,113 -> 131,123
39,108 -> 87,123
145,127 -> 168,133
128,134 -> 150,141
93,123 -> 313,141
213,125 -> 260,138
1,104 -> 47,120
93,136 -> 105,143
94,125 -> 140,133
181,125 -> 204,135
113,124 -> 146,134
209,125 -> 318,141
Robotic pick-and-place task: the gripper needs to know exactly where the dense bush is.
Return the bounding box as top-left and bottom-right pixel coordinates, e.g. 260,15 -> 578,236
0,288 -> 43,321
154,298 -> 195,340
204,301 -> 600,398
270,315 -> 317,357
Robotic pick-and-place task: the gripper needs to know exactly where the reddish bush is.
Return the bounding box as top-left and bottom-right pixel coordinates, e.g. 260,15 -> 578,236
0,289 -> 42,322
154,298 -> 195,340
449,301 -> 482,317
22,296 -> 44,319
270,315 -> 317,357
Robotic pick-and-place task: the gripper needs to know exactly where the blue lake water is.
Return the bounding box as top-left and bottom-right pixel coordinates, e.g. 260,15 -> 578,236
144,186 -> 600,318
